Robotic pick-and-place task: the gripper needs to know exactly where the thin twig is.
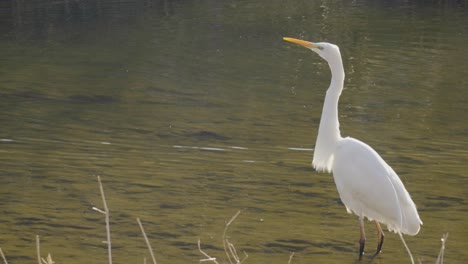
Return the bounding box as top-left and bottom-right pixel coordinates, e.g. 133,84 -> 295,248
198,211 -> 246,264
41,253 -> 55,264
137,218 -> 158,264
241,251 -> 248,263
93,176 -> 112,264
436,233 -> 448,264
226,239 -> 247,264
36,235 -> 41,264
287,252 -> 295,264
0,248 -> 8,264
197,239 -> 219,264
222,211 -> 241,264
398,232 -> 414,264
227,240 -> 240,263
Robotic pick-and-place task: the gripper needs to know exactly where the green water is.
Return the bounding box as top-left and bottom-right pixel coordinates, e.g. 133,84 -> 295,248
1,1 -> 467,263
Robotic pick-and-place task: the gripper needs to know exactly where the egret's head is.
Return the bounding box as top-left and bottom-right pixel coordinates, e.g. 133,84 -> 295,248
283,37 -> 340,62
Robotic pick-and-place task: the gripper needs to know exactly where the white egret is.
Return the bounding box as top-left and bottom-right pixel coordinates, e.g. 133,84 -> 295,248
283,37 -> 422,261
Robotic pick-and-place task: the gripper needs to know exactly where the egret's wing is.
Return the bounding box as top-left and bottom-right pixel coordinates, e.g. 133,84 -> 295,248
331,137 -> 421,235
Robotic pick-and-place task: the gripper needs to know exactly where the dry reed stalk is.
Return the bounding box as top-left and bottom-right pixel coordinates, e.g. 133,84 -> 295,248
435,233 -> 448,264
0,248 -> 8,264
222,211 -> 246,264
287,252 -> 295,264
198,210 -> 247,264
41,254 -> 55,264
36,235 -> 41,264
92,176 -> 112,264
198,239 -> 219,264
137,218 -> 158,264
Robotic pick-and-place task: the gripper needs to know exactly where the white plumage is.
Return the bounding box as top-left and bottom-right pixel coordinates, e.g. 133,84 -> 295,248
283,37 -> 422,260
333,137 -> 421,235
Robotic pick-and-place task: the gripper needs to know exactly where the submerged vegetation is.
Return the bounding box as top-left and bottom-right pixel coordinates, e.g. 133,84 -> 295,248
0,176 -> 449,264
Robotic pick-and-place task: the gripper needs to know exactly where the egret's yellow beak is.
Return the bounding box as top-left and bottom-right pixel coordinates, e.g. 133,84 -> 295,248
283,37 -> 317,49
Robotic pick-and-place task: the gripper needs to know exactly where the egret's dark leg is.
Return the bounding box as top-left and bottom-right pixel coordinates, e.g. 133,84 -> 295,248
359,217 -> 366,260
375,221 -> 385,255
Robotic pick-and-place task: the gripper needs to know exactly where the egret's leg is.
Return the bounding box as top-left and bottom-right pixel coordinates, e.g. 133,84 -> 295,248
375,221 -> 385,255
359,217 -> 366,259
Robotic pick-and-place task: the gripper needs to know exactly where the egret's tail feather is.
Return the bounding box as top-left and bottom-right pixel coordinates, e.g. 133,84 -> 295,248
398,232 -> 415,264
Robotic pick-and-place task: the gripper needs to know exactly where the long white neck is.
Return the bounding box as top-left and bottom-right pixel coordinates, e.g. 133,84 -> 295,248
312,54 -> 344,172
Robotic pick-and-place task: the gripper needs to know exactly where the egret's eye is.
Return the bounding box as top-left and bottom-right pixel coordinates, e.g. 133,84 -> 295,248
316,45 -> 324,51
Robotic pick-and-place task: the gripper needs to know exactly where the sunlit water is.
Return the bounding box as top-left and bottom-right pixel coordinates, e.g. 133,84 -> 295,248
0,1 -> 467,263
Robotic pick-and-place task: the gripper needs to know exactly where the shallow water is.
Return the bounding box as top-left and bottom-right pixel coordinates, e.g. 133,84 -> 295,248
0,1 -> 467,263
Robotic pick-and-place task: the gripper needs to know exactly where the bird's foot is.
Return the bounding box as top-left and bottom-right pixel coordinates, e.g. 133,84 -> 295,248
375,230 -> 385,255
358,238 -> 366,260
